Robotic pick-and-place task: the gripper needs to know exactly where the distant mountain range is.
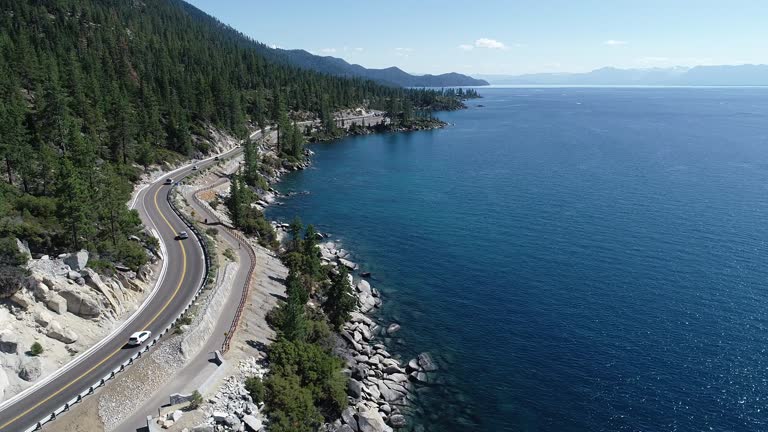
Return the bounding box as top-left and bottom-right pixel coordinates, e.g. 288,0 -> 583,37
254,46 -> 489,88
476,65 -> 768,86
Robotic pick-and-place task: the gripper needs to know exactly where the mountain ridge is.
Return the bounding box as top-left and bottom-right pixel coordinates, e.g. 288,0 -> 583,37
477,64 -> 768,86
256,47 -> 490,87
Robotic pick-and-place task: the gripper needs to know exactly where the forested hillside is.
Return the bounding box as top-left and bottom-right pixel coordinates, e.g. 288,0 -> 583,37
0,0 -> 466,279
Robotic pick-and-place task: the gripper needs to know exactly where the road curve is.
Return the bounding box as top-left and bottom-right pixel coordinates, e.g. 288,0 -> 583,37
0,146 -> 244,432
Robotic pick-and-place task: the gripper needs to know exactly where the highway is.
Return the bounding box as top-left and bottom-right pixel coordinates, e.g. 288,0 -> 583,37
0,146 -> 244,432
0,114 -> 380,431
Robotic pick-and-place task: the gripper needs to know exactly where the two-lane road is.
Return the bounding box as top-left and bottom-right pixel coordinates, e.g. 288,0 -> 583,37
0,151 -> 240,432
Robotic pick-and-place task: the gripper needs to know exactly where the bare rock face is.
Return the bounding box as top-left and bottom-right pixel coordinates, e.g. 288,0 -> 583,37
63,250 -> 89,271
0,368 -> 9,401
59,288 -> 101,318
46,293 -> 67,315
18,356 -> 42,382
47,321 -> 78,344
0,330 -> 19,354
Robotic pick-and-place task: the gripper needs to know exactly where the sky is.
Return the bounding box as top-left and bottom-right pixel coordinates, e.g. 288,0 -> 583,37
185,0 -> 768,76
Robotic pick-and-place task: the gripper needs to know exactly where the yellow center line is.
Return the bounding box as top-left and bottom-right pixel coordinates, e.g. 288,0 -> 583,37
0,184 -> 189,431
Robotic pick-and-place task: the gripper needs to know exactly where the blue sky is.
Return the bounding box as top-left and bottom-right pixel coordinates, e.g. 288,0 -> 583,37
185,0 -> 768,75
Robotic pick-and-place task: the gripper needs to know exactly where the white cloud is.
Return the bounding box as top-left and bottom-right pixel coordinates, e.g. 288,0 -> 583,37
320,48 -> 337,53
354,47 -> 364,52
458,38 -> 509,51
603,39 -> 628,46
475,38 -> 507,49
395,47 -> 414,52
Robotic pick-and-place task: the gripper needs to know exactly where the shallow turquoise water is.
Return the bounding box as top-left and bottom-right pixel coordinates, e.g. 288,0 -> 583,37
268,87 -> 768,431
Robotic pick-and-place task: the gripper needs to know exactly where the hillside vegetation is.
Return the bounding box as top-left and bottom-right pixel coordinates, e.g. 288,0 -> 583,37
0,0 -> 468,277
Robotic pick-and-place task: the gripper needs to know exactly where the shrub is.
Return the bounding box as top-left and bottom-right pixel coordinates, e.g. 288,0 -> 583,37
0,264 -> 27,298
223,248 -> 236,261
0,236 -> 28,266
188,390 -> 203,410
205,227 -> 219,237
30,341 -> 43,356
245,376 -> 265,404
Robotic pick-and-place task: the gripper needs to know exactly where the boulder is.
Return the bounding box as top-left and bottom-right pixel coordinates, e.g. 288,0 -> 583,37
386,324 -> 400,336
350,312 -> 374,326
18,356 -> 42,382
358,293 -> 377,313
340,406 -> 358,431
383,365 -> 404,375
348,378 -> 364,399
387,373 -> 409,383
376,382 -> 401,402
409,371 -> 429,384
47,321 -> 78,344
46,294 -> 67,315
388,414 -> 407,428
407,358 -> 420,372
59,288 -> 101,318
63,250 -> 89,271
359,325 -> 372,341
170,410 -> 183,422
336,426 -> 355,432
417,352 -> 438,372
357,409 -> 393,432
67,270 -> 82,280
242,414 -> 262,431
10,291 -> 33,309
0,331 -> 19,354
356,280 -> 372,296
224,415 -> 240,428
34,310 -> 52,327
82,268 -> 123,312
212,411 -> 228,423
339,258 -> 359,271
352,365 -> 368,381
161,419 -> 174,429
32,282 -> 50,301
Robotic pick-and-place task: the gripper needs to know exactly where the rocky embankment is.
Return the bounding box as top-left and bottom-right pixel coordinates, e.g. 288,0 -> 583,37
0,243 -> 156,402
269,239 -> 438,432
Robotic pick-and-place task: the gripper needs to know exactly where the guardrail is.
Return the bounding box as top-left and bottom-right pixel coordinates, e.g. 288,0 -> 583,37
22,183 -> 211,432
188,179 -> 257,353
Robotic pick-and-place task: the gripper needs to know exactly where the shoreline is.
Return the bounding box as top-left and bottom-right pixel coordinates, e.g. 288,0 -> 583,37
267,126 -> 446,431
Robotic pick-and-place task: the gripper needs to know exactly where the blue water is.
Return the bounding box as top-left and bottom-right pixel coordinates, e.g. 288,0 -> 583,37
267,87 -> 768,431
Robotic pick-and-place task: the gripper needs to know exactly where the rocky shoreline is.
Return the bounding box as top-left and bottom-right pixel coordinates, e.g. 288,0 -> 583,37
260,233 -> 438,432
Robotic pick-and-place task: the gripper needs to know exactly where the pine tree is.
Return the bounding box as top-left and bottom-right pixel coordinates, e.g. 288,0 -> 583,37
243,139 -> 260,187
324,266 -> 356,330
301,225 -> 322,279
56,159 -> 91,250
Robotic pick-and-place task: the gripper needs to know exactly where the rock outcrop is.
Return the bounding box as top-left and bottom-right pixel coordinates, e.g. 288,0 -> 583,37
59,287 -> 101,318
46,321 -> 78,344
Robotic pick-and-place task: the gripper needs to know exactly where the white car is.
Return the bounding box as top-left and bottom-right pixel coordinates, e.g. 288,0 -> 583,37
177,231 -> 189,240
128,331 -> 151,346
192,165 -> 198,171
164,178 -> 173,185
